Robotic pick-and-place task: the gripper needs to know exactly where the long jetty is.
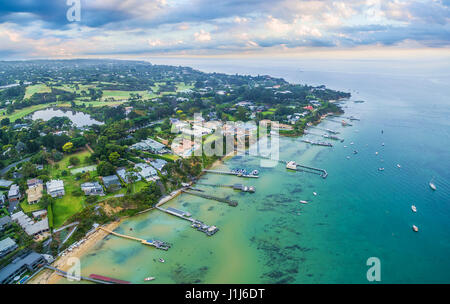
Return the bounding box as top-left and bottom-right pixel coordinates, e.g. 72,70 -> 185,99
181,190 -> 238,206
155,207 -> 219,236
325,118 -> 353,126
308,126 -> 340,134
195,183 -> 255,193
99,227 -> 171,250
44,266 -> 111,284
202,169 -> 259,178
254,155 -> 328,178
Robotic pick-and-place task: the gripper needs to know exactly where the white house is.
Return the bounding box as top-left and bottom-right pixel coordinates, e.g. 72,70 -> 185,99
46,180 -> 65,198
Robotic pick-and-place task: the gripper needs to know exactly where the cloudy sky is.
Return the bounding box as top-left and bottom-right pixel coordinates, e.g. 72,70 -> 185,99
0,0 -> 449,59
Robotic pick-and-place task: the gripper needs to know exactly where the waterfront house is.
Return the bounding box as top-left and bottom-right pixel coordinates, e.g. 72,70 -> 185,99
116,168 -> 141,184
149,159 -> 167,172
0,251 -> 46,284
11,211 -> 49,236
0,237 -> 18,258
135,163 -> 159,182
102,175 -> 122,191
46,180 -> 65,198
8,184 -> 21,204
26,183 -> 43,204
80,182 -> 105,196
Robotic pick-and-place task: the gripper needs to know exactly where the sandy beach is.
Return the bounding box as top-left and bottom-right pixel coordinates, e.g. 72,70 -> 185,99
28,220 -> 122,284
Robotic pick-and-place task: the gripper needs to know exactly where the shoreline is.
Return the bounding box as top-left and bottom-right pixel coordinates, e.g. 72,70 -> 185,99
28,220 -> 123,284
30,107 -> 343,284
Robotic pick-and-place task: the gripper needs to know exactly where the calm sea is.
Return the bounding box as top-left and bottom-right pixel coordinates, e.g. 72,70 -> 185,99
60,58 -> 450,283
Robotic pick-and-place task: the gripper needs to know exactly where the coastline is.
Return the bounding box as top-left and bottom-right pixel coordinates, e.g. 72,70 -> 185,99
28,220 -> 123,284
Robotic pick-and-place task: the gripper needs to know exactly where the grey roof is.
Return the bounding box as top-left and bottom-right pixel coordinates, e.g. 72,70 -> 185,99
45,179 -> 64,193
0,216 -> 11,228
0,251 -> 45,283
11,211 -> 49,236
149,159 -> 167,172
116,168 -> 141,183
0,179 -> 13,188
102,175 -> 121,188
135,163 -> 157,180
8,184 -> 20,198
0,237 -> 17,252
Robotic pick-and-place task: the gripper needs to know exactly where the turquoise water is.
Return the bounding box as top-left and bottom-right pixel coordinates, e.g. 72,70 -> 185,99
60,59 -> 450,283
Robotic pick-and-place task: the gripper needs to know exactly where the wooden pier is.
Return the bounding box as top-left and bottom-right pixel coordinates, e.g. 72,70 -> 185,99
202,169 -> 259,178
182,190 -> 238,206
44,266 -> 111,284
99,227 -> 171,250
195,183 -> 255,193
253,155 -> 328,178
155,207 -> 219,236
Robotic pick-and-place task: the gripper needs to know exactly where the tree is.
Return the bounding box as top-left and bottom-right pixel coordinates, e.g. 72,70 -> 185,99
69,156 -> 80,166
97,161 -> 115,176
108,152 -> 120,164
1,118 -> 10,126
62,142 -> 74,153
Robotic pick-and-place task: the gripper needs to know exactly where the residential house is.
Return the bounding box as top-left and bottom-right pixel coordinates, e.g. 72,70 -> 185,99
80,182 -> 105,196
0,215 -> 12,231
27,179 -> 43,189
130,138 -> 168,154
149,159 -> 167,172
11,211 -> 49,236
26,183 -> 43,204
46,180 -> 65,198
134,163 -> 159,182
32,210 -> 48,220
116,168 -> 141,184
8,184 -> 21,204
102,175 -> 122,191
0,251 -> 47,284
0,238 -> 18,259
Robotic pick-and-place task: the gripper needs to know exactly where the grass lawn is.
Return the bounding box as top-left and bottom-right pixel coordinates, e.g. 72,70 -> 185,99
24,84 -> 51,99
0,104 -> 50,122
52,176 -> 85,227
48,149 -> 93,227
20,200 -> 46,214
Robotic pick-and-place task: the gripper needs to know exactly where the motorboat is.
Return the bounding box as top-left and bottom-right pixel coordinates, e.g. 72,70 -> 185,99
429,181 -> 436,191
378,168 -> 384,171
159,258 -> 165,263
299,200 -> 308,204
144,277 -> 155,281
313,192 -> 317,196
412,225 -> 419,232
397,164 -> 401,168
411,205 -> 417,212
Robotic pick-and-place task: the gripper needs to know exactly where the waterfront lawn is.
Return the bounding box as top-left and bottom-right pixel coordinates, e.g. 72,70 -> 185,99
52,177 -> 85,227
50,150 -> 92,175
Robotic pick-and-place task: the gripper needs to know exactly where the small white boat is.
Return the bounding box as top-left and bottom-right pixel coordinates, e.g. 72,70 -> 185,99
411,205 -> 417,212
144,277 -> 155,281
350,142 -> 354,145
159,258 -> 165,263
382,143 -> 385,146
346,156 -> 350,159
412,225 -> 419,232
375,152 -> 379,155
299,200 -> 308,204
397,164 -> 401,168
344,145 -> 347,148
429,181 -> 436,191
313,192 -> 317,196
378,168 -> 384,171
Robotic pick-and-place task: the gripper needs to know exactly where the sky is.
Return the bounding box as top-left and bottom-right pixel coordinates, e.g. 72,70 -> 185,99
0,0 -> 449,60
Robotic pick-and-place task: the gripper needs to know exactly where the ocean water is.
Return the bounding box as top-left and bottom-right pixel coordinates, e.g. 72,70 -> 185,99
58,58 -> 450,283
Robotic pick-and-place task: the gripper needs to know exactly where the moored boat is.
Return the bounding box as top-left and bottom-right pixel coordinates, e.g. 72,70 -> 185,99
144,277 -> 155,281
299,200 -> 308,204
429,181 -> 436,190
412,225 -> 419,232
159,258 -> 165,263
411,205 -> 417,212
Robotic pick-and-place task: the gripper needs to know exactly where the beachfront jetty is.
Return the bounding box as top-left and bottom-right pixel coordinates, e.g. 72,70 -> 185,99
156,207 -> 219,236
99,227 -> 171,250
202,169 -> 259,178
181,189 -> 238,206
